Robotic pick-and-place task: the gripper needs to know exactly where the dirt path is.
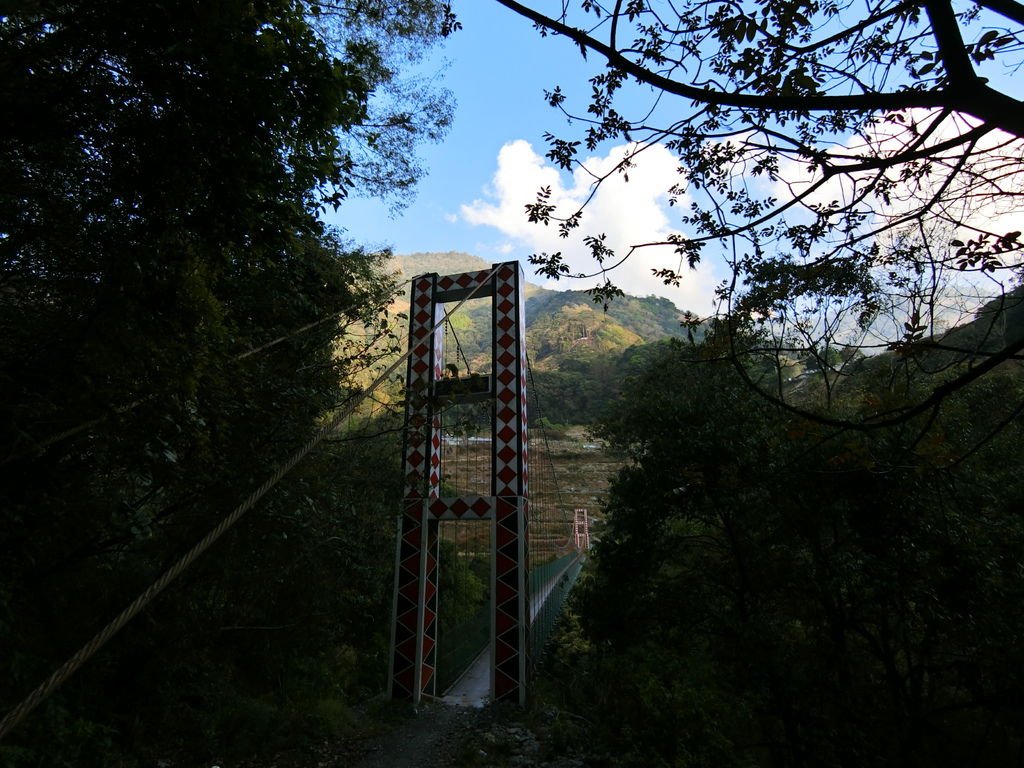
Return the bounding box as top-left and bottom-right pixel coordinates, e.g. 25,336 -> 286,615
198,701 -> 479,768
351,701 -> 481,768
193,700 -> 589,768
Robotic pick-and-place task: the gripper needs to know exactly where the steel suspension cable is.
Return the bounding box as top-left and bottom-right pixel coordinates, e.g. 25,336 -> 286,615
0,267 -> 495,742
3,278 -> 415,466
526,352 -> 573,553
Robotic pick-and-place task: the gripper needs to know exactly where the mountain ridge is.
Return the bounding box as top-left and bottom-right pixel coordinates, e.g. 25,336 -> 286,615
391,251 -> 688,360
388,251 -> 691,424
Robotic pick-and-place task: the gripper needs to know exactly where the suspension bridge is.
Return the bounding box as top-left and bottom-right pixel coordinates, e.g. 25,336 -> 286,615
0,260 -> 592,743
389,261 -> 590,706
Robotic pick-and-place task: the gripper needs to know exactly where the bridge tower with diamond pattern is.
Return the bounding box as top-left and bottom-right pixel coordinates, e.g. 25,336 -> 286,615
388,261 -> 530,705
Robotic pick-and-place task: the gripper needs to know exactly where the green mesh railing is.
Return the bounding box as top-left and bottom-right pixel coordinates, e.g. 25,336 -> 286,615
530,552 -> 577,588
529,553 -> 584,665
436,552 -> 585,694
436,601 -> 490,694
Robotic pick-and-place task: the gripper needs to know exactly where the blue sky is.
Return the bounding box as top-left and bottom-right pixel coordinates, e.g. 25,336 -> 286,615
323,2 -> 726,313
324,3 -> 1024,317
325,3 -> 578,253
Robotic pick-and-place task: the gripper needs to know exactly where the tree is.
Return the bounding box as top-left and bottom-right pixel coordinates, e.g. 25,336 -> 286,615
564,337 -> 1024,767
309,0 -> 458,206
0,0 -> 452,762
488,0 -> 1024,430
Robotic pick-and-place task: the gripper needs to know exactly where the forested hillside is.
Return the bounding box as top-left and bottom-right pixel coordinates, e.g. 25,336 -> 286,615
393,252 -> 693,424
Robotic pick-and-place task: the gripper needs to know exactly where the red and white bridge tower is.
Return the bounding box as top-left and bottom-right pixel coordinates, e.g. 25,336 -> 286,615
388,261 -> 530,705
573,508 -> 590,552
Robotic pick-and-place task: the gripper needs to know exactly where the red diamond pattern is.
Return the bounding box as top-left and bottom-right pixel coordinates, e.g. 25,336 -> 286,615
438,269 -> 494,293
394,262 -> 532,705
495,609 -> 517,635
423,496 -> 499,520
399,581 -> 418,602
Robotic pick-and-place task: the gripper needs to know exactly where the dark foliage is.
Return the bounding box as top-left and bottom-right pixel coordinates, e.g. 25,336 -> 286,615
0,1 -> 449,764
553,337 -> 1024,767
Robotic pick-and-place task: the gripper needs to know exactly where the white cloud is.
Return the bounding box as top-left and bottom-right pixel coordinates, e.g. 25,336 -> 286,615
756,111 -> 1024,340
443,212 -> 458,224
460,139 -> 722,314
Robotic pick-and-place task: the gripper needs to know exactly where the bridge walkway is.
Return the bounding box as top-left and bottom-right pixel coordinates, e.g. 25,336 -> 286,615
443,553 -> 585,706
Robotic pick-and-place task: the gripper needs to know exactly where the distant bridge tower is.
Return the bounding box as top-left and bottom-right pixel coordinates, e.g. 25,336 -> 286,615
389,261 -> 530,705
573,508 -> 590,552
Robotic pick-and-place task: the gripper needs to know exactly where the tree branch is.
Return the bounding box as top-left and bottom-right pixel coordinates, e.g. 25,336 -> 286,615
973,0 -> 1024,26
492,0 -> 1024,137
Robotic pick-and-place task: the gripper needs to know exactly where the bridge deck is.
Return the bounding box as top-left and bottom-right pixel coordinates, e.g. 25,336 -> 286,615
441,555 -> 583,706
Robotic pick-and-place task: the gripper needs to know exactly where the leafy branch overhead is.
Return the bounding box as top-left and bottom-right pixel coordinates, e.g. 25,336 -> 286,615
492,0 -> 1024,429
